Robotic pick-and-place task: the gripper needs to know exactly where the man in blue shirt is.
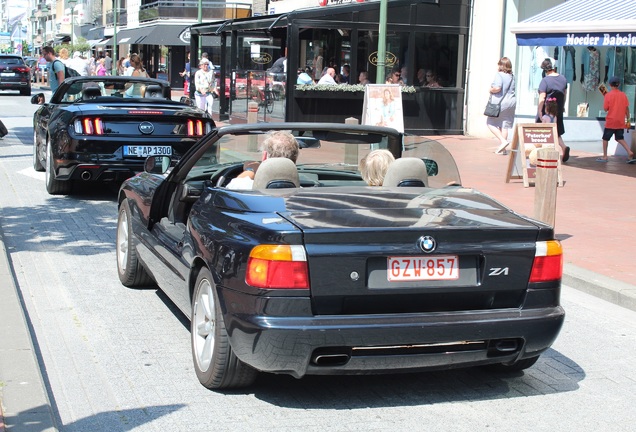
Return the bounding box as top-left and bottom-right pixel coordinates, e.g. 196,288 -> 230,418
42,46 -> 65,92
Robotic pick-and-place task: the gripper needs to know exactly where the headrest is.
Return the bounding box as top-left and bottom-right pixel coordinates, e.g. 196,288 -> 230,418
382,157 -> 428,187
143,84 -> 164,98
252,158 -> 299,189
82,87 -> 101,99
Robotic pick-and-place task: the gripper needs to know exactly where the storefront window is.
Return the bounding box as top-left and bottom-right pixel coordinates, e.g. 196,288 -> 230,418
298,28 -> 352,82
516,45 -> 636,121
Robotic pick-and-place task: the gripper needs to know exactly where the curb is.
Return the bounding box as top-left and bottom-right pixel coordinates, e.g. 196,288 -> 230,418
0,225 -> 57,432
563,263 -> 636,312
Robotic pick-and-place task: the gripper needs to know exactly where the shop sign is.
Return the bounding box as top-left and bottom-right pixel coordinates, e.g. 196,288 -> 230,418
566,33 -> 636,47
179,28 -> 190,45
319,0 -> 367,6
252,53 -> 272,65
368,51 -> 398,67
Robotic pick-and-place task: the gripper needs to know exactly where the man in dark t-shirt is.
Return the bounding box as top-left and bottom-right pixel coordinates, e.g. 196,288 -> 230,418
537,58 -> 570,162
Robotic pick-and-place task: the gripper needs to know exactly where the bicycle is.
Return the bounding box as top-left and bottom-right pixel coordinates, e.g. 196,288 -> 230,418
256,87 -> 274,114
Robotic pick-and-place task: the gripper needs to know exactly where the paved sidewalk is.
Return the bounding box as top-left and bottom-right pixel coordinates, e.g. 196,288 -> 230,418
1,121 -> 635,431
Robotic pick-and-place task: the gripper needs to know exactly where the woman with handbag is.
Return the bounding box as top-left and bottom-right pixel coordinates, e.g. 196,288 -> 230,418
486,57 -> 516,155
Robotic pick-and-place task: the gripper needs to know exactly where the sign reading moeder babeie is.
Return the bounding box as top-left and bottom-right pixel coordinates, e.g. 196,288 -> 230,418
517,32 -> 636,47
505,123 -> 562,188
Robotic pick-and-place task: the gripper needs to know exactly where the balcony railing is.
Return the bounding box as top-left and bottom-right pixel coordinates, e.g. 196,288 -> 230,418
139,1 -> 252,23
106,9 -> 128,27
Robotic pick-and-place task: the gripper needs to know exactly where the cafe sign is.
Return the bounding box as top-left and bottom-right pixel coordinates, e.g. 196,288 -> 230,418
252,53 -> 272,65
368,51 -> 397,67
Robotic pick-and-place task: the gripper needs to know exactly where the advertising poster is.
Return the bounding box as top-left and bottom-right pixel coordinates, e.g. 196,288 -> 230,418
361,84 -> 404,133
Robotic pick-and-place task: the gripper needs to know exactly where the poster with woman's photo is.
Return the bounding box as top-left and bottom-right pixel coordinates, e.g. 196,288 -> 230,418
361,84 -> 404,133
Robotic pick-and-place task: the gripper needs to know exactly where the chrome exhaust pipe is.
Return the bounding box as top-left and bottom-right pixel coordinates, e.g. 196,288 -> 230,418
311,353 -> 351,366
495,339 -> 519,353
80,171 -> 92,180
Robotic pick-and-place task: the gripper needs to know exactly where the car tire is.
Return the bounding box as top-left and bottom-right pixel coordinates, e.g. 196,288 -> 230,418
485,355 -> 540,372
33,130 -> 44,172
191,267 -> 258,389
21,87 -> 31,96
116,200 -> 154,287
45,137 -> 72,195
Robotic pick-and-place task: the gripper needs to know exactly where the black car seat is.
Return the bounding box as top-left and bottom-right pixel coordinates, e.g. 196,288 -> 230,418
252,158 -> 299,189
383,157 -> 428,187
82,86 -> 102,100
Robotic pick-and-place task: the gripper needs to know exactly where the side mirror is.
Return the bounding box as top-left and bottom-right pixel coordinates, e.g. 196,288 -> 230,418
144,156 -> 171,174
179,96 -> 195,107
31,93 -> 45,105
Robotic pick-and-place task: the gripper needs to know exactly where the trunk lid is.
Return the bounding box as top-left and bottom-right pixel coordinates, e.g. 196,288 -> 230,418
278,187 -> 544,315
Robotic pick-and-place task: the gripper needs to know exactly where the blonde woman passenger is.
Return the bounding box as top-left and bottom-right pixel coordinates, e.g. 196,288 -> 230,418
359,149 -> 395,186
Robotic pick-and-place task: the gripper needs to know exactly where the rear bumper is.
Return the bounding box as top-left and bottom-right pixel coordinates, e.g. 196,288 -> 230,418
57,160 -> 144,182
220,289 -> 565,378
0,82 -> 30,89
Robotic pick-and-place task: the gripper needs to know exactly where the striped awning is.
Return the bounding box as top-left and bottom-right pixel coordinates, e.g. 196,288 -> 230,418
511,0 -> 636,46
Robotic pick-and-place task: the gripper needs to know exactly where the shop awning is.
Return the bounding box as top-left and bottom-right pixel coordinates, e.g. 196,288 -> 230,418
94,37 -> 112,47
114,27 -> 148,45
511,0 -> 636,47
137,24 -> 191,46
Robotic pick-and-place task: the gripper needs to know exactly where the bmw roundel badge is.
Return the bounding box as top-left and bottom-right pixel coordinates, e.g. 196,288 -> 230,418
417,236 -> 436,253
138,121 -> 155,135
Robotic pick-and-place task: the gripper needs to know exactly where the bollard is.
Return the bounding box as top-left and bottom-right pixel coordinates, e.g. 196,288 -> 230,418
534,147 -> 559,227
344,117 -> 359,165
247,101 -> 259,151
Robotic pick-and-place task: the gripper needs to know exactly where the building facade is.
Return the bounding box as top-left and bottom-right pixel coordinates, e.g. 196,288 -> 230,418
19,1 -> 633,141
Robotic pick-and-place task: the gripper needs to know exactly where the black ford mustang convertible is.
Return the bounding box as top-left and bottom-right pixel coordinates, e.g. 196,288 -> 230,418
32,76 -> 214,195
116,123 -> 564,390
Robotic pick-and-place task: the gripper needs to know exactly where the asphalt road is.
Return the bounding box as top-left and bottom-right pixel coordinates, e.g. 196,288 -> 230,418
0,93 -> 635,431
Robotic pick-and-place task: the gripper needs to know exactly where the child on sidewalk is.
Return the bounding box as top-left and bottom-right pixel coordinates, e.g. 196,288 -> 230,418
541,97 -> 559,124
597,76 -> 636,164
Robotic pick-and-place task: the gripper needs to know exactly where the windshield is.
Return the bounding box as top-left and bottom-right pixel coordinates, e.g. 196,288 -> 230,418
184,127 -> 461,188
54,78 -> 169,103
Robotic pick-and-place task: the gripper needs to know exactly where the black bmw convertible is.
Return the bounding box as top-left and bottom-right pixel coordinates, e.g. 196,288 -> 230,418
116,123 -> 565,390
32,76 -> 214,195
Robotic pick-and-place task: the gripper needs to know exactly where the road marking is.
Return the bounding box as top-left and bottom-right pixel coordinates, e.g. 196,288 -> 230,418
17,167 -> 44,181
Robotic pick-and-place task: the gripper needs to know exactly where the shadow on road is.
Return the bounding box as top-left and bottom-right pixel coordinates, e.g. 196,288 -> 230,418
3,404 -> 186,432
245,348 -> 583,408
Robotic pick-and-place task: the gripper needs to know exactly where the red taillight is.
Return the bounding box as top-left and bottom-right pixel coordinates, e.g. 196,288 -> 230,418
529,240 -> 563,282
186,119 -> 204,136
128,110 -> 164,115
246,245 -> 309,289
15,66 -> 30,73
75,118 -> 104,135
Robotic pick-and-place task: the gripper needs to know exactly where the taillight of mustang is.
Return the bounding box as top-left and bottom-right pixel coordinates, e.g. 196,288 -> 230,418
246,245 -> 309,289
529,240 -> 563,282
186,119 -> 206,136
74,118 -> 104,135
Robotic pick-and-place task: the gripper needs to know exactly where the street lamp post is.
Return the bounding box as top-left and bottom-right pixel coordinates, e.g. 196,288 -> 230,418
30,11 -> 36,56
68,0 -> 77,49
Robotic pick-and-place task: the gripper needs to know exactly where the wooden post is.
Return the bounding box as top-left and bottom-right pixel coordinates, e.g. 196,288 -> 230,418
534,147 -> 559,227
247,101 -> 259,151
344,117 -> 359,165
